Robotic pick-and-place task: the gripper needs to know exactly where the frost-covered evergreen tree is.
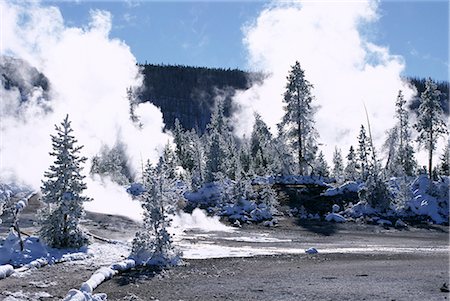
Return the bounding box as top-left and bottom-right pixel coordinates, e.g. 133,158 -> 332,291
344,146 -> 358,181
205,100 -> 238,181
173,118 -> 195,172
250,113 -> 277,176
258,184 -> 279,215
384,91 -> 416,177
332,147 -> 344,183
278,61 -> 318,175
313,150 -> 329,177
414,78 -> 449,179
357,125 -> 371,180
127,87 -> 141,127
39,115 -> 91,249
90,141 -> 132,185
190,131 -> 206,190
438,143 -> 449,176
130,159 -> 180,266
395,90 -> 416,176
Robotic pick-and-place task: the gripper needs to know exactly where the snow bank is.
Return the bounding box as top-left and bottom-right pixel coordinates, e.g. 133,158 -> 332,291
183,181 -> 226,206
325,213 -> 347,223
405,175 -> 449,224
322,181 -> 362,196
64,289 -> 107,301
221,200 -> 273,223
0,264 -> 14,279
64,259 -> 137,301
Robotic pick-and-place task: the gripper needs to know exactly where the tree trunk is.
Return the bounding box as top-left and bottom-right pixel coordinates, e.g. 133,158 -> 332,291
428,132 -> 433,180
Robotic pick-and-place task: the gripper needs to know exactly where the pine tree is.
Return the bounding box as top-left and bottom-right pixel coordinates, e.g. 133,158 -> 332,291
90,142 -> 132,185
205,100 -> 238,181
357,125 -> 371,180
250,113 -> 276,176
344,146 -> 359,181
173,118 -> 195,172
439,143 -> 449,176
278,61 -> 318,175
414,78 -> 448,179
384,90 -> 416,177
39,115 -> 91,249
258,184 -> 279,215
313,150 -> 329,177
395,90 -> 416,176
130,159 -> 180,266
332,147 -> 344,183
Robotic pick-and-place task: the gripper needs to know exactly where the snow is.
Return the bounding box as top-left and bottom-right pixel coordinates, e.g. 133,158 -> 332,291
405,175 -> 448,224
322,181 -> 361,196
63,289 -> 107,301
325,213 -> 347,223
305,247 -> 318,254
183,181 -> 225,206
0,264 -> 14,279
377,219 -> 393,226
395,219 -> 407,228
126,183 -> 145,196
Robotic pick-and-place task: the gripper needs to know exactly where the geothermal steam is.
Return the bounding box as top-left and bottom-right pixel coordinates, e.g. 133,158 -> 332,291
0,1 -> 170,220
233,0 -> 417,162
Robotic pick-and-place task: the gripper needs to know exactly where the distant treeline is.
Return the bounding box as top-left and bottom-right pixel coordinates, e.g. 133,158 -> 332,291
139,63 -> 449,133
138,63 -> 263,133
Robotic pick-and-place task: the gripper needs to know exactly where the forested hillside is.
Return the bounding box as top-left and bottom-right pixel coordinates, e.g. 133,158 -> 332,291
138,63 -> 262,133
139,63 -> 449,132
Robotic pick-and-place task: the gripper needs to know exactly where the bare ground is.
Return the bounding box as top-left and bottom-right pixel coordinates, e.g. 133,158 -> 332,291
0,197 -> 448,301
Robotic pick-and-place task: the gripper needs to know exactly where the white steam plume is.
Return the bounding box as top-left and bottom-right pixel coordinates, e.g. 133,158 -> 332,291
0,1 -> 170,219
233,0 -> 417,163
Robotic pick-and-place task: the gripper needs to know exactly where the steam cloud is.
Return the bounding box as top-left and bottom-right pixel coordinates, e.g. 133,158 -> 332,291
0,1 -> 170,219
233,0 -> 417,162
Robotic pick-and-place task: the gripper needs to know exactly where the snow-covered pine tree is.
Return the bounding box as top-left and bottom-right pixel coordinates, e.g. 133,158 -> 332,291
357,125 -> 371,180
414,78 -> 449,180
344,146 -> 359,181
438,143 -> 449,176
394,90 -> 416,176
258,184 -> 279,215
39,115 -> 91,249
332,147 -> 344,183
313,150 -> 330,177
130,158 -> 180,266
384,90 -> 416,177
239,138 -> 253,178
127,87 -> 141,127
90,142 -> 133,185
383,127 -> 400,176
173,118 -> 195,172
250,113 -> 277,176
278,61 -> 318,175
205,100 -> 238,181
190,131 -> 206,190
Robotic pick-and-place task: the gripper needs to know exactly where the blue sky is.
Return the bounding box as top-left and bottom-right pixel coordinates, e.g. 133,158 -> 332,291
51,0 -> 448,81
